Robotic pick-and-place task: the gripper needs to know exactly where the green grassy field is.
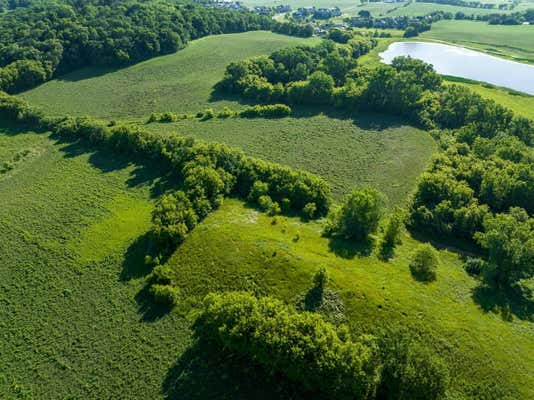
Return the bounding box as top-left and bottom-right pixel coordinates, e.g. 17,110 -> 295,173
20,31 -> 319,119
421,20 -> 534,63
388,2 -> 513,16
444,78 -> 534,119
144,112 -> 435,204
163,199 -> 534,398
0,122 -> 200,399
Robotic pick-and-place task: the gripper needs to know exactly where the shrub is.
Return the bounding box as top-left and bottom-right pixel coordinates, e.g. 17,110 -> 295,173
217,107 -> 234,118
247,180 -> 269,202
267,201 -> 281,216
257,194 -> 274,212
313,266 -> 329,289
200,108 -> 215,120
325,188 -> 385,241
149,284 -> 179,306
382,207 -> 406,248
302,202 -> 317,220
378,328 -> 449,400
409,244 -> 439,282
194,292 -> 380,399
150,265 -> 174,285
240,104 -> 291,118
281,198 -> 291,212
463,257 -> 485,276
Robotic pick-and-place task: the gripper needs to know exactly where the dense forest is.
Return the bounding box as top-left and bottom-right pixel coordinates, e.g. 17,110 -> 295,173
0,0 -> 313,93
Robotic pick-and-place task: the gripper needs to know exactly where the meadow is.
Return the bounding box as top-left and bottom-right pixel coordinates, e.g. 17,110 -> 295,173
0,122 -> 196,399
4,25 -> 534,400
420,20 -> 534,63
144,112 -> 435,203
20,32 -> 319,119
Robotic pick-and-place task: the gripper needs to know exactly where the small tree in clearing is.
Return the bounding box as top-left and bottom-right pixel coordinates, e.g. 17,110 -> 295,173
409,244 -> 439,282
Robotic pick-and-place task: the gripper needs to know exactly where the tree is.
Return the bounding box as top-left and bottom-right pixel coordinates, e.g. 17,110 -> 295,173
382,207 -> 406,248
409,244 -> 439,282
152,191 -> 198,246
475,207 -> 534,286
325,188 -> 385,241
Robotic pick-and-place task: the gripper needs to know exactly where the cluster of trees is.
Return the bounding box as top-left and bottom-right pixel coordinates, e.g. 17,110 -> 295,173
0,0 -> 314,93
271,20 -> 314,37
194,291 -> 449,400
0,91 -> 331,220
218,37 -> 376,104
486,9 -> 534,25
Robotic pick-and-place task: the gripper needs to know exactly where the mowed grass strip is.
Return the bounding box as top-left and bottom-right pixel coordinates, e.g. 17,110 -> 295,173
20,31 -> 318,119
144,111 -> 436,204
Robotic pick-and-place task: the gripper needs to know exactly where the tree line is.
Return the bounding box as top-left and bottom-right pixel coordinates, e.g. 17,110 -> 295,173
193,291 -> 449,400
218,45 -> 533,287
0,0 -> 312,94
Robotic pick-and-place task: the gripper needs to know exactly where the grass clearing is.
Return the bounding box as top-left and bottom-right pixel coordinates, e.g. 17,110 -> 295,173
20,31 -> 318,120
144,111 -> 435,204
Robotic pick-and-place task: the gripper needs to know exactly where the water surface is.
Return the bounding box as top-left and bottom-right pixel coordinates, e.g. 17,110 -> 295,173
380,41 -> 534,95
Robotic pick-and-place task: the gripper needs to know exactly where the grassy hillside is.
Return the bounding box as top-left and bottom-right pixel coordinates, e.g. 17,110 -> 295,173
444,78 -> 534,119
144,112 -> 435,203
20,32 -> 319,119
0,123 -> 192,399
163,199 -> 534,399
420,20 -> 534,63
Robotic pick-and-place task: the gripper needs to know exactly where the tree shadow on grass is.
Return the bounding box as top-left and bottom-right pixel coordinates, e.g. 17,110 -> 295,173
472,281 -> 534,322
162,340 -> 314,400
327,236 -> 374,259
135,284 -> 174,323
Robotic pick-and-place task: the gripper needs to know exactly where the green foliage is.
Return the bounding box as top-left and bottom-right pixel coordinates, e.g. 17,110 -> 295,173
475,207 -> 534,285
152,191 -> 198,248
378,328 -> 449,400
382,206 -> 406,248
325,188 -> 385,241
313,265 -> 329,289
240,104 -> 291,118
194,292 -> 380,400
463,257 -> 486,276
148,284 -> 179,306
409,244 -> 439,282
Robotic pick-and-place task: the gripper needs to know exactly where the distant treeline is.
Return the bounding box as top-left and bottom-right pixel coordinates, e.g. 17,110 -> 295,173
0,0 -> 312,94
414,0 -> 505,10
218,44 -> 534,284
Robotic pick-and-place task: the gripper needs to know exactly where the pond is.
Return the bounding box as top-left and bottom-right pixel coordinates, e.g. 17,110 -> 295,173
379,41 -> 534,95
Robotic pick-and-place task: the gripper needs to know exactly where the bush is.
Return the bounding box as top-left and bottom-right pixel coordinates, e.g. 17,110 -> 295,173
194,292 -> 380,400
150,265 -> 174,285
240,104 -> 291,118
325,188 -> 385,241
378,328 -> 449,400
382,206 -> 406,248
463,257 -> 485,276
313,266 -> 329,289
217,107 -> 234,118
267,201 -> 281,216
257,194 -> 274,212
409,244 -> 439,282
302,202 -> 317,220
149,284 -> 179,306
200,108 -> 215,120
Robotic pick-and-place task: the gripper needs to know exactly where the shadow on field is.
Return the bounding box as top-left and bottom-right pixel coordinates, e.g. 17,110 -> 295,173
135,285 -> 174,322
55,65 -> 120,82
209,88 -> 408,131
162,340 -> 312,400
327,236 -> 374,259
472,281 -> 534,322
